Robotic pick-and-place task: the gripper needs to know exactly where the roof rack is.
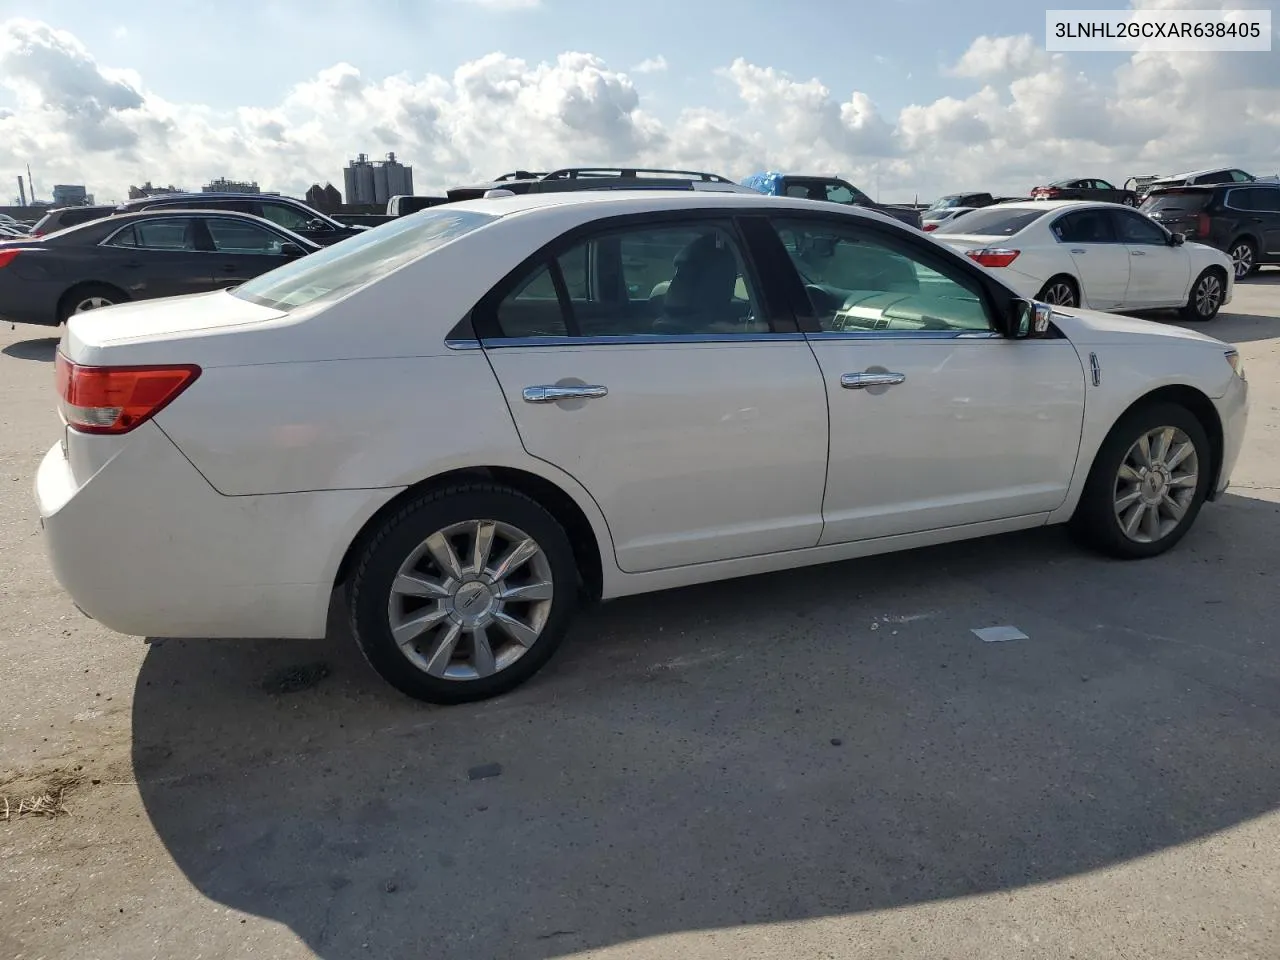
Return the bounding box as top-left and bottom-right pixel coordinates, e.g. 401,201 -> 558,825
493,171 -> 548,182
541,167 -> 735,184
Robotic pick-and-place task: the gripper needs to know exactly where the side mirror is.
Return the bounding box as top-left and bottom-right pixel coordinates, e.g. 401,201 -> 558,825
1009,298 -> 1053,338
279,242 -> 305,257
1169,232 -> 1186,246
304,218 -> 332,232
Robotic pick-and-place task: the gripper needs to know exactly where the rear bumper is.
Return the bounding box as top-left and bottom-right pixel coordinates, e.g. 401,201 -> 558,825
0,277 -> 60,325
1210,373 -> 1249,499
35,421 -> 399,639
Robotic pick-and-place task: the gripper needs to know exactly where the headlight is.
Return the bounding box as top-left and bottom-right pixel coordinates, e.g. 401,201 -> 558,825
1225,349 -> 1246,381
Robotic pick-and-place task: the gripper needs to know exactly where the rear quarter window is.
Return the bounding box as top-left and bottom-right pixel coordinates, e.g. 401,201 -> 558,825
933,208 -> 1047,236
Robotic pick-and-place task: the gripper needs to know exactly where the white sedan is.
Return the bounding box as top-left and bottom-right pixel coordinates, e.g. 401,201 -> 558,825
37,191 -> 1249,704
921,206 -> 975,231
933,200 -> 1234,320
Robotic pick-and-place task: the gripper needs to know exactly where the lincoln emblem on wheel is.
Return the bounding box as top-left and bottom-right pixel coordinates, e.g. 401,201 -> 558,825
35,190 -> 1249,704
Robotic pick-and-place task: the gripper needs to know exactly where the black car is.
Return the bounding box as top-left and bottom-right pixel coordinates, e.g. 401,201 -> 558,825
116,192 -> 365,246
1030,178 -> 1137,206
29,204 -> 119,237
1140,181 -> 1280,279
0,209 -> 318,325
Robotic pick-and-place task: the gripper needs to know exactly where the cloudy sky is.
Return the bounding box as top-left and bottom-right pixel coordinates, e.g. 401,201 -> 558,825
1,0 -> 1277,204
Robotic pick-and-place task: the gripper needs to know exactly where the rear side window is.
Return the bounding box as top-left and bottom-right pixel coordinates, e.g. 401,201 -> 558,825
933,208 -> 1046,236
1225,187 -> 1280,213
232,209 -> 495,311
1052,210 -> 1118,243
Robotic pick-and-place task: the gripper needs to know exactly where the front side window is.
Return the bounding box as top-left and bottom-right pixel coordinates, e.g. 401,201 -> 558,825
233,208 -> 495,312
772,218 -> 992,333
258,202 -> 316,232
1094,179 -> 1116,191
1230,170 -> 1254,183
1052,210 -> 1118,244
489,220 -> 765,339
1113,211 -> 1167,245
206,218 -> 287,254
106,218 -> 197,251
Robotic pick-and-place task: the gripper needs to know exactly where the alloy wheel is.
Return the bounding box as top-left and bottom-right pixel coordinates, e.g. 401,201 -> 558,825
1112,426 -> 1199,544
1041,281 -> 1076,307
386,519 -> 554,681
1193,273 -> 1222,317
1231,243 -> 1254,280
74,296 -> 114,314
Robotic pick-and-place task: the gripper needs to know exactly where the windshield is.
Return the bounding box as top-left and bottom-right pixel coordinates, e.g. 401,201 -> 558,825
926,196 -> 964,211
1139,190 -> 1212,215
232,208 -> 496,311
933,208 -> 1047,236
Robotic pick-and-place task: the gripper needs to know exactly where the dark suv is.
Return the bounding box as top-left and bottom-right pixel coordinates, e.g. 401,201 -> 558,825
116,193 -> 365,246
29,205 -> 118,237
1140,182 -> 1280,279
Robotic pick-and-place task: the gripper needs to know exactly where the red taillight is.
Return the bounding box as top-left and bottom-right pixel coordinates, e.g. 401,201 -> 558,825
923,223 -> 939,231
1196,212 -> 1210,238
55,352 -> 200,435
0,249 -> 20,268
965,247 -> 1021,268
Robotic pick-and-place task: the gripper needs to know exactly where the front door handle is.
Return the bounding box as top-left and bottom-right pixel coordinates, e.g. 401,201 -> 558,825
1070,248 -> 1086,254
841,372 -> 906,389
1130,250 -> 1146,256
522,384 -> 609,403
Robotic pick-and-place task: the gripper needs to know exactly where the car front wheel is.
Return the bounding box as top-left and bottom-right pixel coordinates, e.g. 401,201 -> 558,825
1070,403 -> 1212,559
1180,268 -> 1225,322
349,484 -> 580,704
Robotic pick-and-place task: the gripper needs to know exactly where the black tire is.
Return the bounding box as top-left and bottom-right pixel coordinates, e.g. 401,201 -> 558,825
56,283 -> 128,324
1229,238 -> 1258,280
1180,267 -> 1226,322
1070,402 -> 1212,559
1036,275 -> 1079,308
348,483 -> 580,704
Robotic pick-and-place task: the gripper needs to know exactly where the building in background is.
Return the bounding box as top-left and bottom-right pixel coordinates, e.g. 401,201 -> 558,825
203,177 -> 260,194
343,152 -> 413,205
305,182 -> 343,211
52,184 -> 93,206
128,181 -> 184,199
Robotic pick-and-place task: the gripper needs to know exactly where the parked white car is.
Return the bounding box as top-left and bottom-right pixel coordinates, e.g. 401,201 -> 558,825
933,200 -> 1234,320
921,206 -> 974,232
37,191 -> 1249,704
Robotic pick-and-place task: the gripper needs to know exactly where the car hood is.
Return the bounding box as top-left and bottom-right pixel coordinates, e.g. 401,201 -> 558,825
1049,305 -> 1230,348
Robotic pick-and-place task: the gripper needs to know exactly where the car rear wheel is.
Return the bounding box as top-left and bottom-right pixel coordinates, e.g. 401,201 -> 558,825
1036,276 -> 1078,307
349,484 -> 580,704
57,283 -> 127,324
1229,239 -> 1257,280
1180,267 -> 1225,322
1070,403 -> 1211,559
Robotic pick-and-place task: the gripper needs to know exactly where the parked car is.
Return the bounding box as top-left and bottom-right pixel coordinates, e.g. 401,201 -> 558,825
923,192 -> 1026,215
38,190 -> 1248,705
0,209 -> 317,324
387,195 -> 451,216
1031,179 -> 1138,206
117,192 -> 366,246
445,167 -> 759,203
28,204 -> 118,237
1134,167 -> 1257,201
921,206 -> 975,231
1139,181 -> 1280,280
740,171 -> 923,228
933,200 -> 1233,320
0,223 -> 29,239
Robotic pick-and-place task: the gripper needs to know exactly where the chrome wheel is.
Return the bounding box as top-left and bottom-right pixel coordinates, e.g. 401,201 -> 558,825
73,296 -> 114,313
1041,281 -> 1077,307
1113,426 -> 1199,544
1231,242 -> 1254,280
386,519 -> 554,681
1193,272 -> 1223,317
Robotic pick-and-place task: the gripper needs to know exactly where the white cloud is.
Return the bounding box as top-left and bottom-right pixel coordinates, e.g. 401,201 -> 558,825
633,55 -> 667,74
2,16 -> 1280,206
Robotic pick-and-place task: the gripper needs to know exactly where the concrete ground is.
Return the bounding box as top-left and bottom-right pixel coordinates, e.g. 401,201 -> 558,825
1,276 -> 1278,960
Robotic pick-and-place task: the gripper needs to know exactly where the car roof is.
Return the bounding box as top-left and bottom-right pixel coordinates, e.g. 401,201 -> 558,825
125,192 -> 290,202
979,200 -> 1111,212
434,188 -> 905,224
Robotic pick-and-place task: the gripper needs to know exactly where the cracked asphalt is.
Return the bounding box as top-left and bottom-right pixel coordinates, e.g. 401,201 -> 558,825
2,276 -> 1279,960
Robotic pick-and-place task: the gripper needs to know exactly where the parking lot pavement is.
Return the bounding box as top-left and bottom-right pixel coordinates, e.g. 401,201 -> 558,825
1,281 -> 1278,960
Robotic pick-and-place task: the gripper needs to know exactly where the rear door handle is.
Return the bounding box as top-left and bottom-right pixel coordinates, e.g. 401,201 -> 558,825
522,384 -> 608,403
841,372 -> 906,389
1130,250 -> 1146,256
1070,248 -> 1086,254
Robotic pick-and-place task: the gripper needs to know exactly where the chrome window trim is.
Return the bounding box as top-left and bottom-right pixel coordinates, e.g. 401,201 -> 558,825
806,329 -> 1001,341
202,217 -> 298,255
452,330 -> 1005,350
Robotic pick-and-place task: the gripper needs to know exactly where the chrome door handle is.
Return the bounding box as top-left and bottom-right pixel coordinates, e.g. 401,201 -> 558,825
522,384 -> 608,403
1130,250 -> 1145,256
841,372 -> 906,389
1070,248 -> 1086,254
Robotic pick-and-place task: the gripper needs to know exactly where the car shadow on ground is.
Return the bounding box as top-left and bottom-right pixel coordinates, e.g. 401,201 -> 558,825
132,493 -> 1280,960
1,336 -> 57,362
